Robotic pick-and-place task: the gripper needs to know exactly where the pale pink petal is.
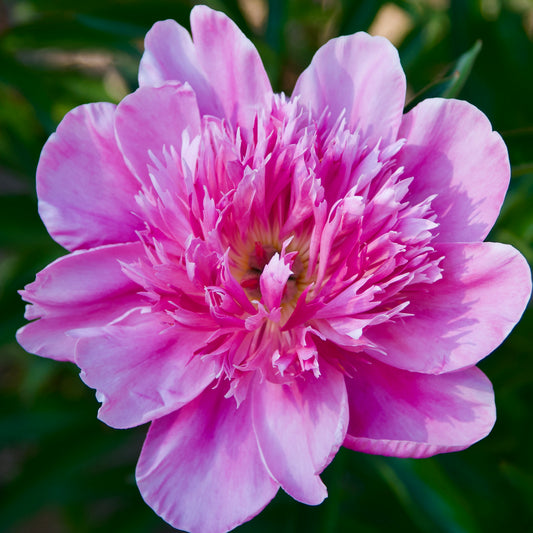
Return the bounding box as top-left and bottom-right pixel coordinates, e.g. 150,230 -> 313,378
398,98 -> 510,242
114,83 -> 201,184
37,103 -> 140,251
343,358 -> 495,458
76,312 -> 220,429
293,32 -> 406,146
138,8 -> 273,127
260,253 -> 293,311
16,317 -> 82,363
136,387 -> 279,533
190,5 -> 273,128
138,19 -> 222,117
252,363 -> 348,504
366,242 -> 531,373
16,243 -> 143,362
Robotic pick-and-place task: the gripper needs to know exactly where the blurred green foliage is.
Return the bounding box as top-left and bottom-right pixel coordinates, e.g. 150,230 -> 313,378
0,0 -> 532,531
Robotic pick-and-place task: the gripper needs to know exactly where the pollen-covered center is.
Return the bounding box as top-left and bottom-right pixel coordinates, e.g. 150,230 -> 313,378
239,241 -> 304,302
122,93 -> 444,390
226,224 -> 313,318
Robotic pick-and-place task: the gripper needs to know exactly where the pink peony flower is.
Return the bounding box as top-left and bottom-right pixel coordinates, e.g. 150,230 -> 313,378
17,5 -> 531,532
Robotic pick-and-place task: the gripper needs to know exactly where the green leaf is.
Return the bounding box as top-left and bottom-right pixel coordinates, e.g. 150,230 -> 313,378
376,457 -> 483,533
405,40 -> 482,112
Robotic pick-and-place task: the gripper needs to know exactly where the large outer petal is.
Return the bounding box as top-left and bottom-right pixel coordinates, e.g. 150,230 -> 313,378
16,243 -> 143,362
366,242 -> 531,373
138,19 -> 221,117
343,359 -> 495,458
76,312 -> 220,429
139,6 -> 273,128
252,364 -> 348,504
293,32 -> 406,146
136,387 -> 279,533
190,5 -> 272,128
398,98 -> 510,242
114,82 -> 201,184
37,103 -> 140,251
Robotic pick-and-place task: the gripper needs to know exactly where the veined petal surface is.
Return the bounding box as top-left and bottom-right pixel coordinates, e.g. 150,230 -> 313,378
344,360 -> 495,458
139,6 -> 272,129
37,103 -> 140,251
76,311 -> 221,429
366,242 -> 531,373
114,82 -> 201,184
136,386 -> 279,533
293,32 -> 406,146
17,243 -> 143,361
399,98 -> 510,242
252,363 -> 348,504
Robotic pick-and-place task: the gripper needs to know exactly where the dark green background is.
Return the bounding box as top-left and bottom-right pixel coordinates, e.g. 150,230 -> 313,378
1,0 -> 532,531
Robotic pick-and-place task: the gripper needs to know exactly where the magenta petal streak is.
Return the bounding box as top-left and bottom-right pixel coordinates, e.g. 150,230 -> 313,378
17,5 -> 531,533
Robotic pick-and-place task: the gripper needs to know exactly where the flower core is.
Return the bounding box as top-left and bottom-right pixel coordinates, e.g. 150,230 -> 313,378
121,93 -> 446,395
236,239 -> 307,309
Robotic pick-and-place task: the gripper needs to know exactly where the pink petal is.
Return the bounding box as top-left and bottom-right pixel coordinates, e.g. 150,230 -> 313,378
37,103 -> 140,251
366,242 -> 531,373
136,387 -> 279,533
16,243 -> 143,362
138,19 -> 221,117
139,7 -> 273,129
114,82 -> 201,184
76,311 -> 220,429
260,253 -> 293,311
190,5 -> 273,128
252,363 -> 348,504
398,98 -> 510,242
293,32 -> 406,147
343,358 -> 495,458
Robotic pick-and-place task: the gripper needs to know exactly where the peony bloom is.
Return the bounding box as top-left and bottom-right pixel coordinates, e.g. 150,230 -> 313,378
17,5 -> 531,532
